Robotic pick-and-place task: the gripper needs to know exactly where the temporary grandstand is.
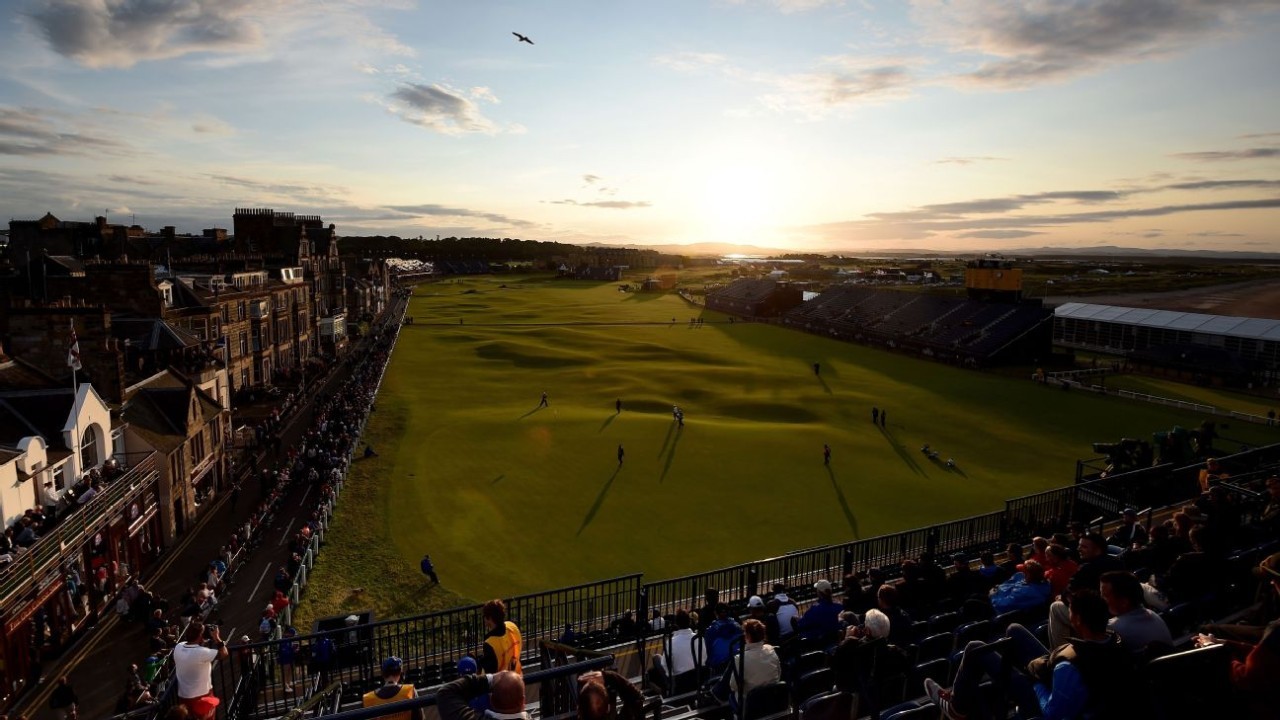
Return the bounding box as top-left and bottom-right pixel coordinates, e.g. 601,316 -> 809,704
705,279 -> 804,318
1054,302 -> 1280,385
781,286 -> 1053,365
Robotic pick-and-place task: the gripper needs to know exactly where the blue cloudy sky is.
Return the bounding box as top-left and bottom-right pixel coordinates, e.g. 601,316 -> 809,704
1,0 -> 1278,252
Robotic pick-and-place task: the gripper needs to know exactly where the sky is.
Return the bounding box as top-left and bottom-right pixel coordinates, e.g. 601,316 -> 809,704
1,0 -> 1278,254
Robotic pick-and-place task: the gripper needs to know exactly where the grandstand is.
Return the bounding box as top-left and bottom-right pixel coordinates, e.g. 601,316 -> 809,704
706,279 -> 804,318
128,440 -> 1280,720
781,287 -> 1052,366
436,259 -> 492,275
1054,302 -> 1280,386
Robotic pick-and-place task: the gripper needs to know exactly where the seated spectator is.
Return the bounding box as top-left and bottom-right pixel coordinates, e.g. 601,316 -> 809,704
876,584 -> 913,647
771,585 -> 799,639
975,551 -> 1005,592
1069,534 -> 1125,595
925,592 -> 1130,720
1027,536 -> 1050,567
1195,552 -> 1280,720
657,610 -> 696,678
989,560 -> 1051,614
998,543 -> 1024,580
746,595 -> 780,645
578,670 -> 645,720
697,589 -> 719,633
1099,571 -> 1172,654
608,610 -> 637,638
362,656 -> 424,719
704,603 -> 742,670
945,554 -> 980,603
1107,508 -> 1149,550
1159,526 -> 1218,604
794,579 -> 842,642
1044,545 -> 1079,597
439,670 -> 527,720
724,618 -> 781,705
832,608 -> 891,692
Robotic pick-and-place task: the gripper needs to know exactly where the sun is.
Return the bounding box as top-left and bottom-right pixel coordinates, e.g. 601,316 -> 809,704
696,165 -> 778,243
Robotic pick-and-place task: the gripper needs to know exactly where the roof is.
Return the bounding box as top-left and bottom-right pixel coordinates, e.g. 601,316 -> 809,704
0,389 -> 75,448
0,356 -> 62,391
709,278 -> 783,301
123,371 -> 225,452
46,255 -> 86,275
1054,302 -> 1280,342
111,318 -> 202,351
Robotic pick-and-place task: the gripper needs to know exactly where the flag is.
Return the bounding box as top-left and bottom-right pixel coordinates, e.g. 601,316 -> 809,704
67,326 -> 82,371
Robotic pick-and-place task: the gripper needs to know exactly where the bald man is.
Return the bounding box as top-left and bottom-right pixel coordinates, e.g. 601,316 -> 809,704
577,670 -> 645,720
438,670 -> 528,720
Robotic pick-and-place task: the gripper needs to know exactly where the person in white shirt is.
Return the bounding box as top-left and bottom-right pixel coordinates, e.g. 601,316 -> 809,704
173,622 -> 229,717
772,585 -> 799,638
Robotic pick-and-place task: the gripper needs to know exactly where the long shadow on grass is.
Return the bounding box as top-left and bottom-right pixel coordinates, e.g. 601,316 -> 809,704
880,426 -> 926,476
658,422 -> 676,457
578,466 -> 623,536
659,427 -> 683,483
517,405 -> 546,420
826,466 -> 860,538
817,375 -> 832,395
599,414 -> 617,432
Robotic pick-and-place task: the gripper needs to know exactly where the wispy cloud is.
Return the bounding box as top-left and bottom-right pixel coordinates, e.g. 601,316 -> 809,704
383,82 -> 508,135
383,203 -> 536,228
0,105 -> 128,156
955,230 -> 1044,239
1171,147 -> 1280,162
723,0 -> 846,13
915,0 -> 1277,88
548,199 -> 652,209
205,174 -> 348,202
935,156 -> 1007,165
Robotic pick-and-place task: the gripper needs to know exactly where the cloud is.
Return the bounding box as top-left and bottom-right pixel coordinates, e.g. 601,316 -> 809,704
1171,147 -> 1280,162
724,0 -> 845,13
582,174 -> 601,185
916,0 -> 1277,88
756,57 -> 918,117
383,203 -> 535,228
205,174 -> 348,202
26,0 -> 264,69
955,230 -> 1044,239
1189,230 -> 1245,237
384,82 -> 505,135
0,105 -> 128,156
548,199 -> 652,209
1239,132 -> 1280,140
1161,179 -> 1280,190
470,87 -> 499,104
24,0 -> 412,69
653,51 -> 728,73
935,156 -> 1007,165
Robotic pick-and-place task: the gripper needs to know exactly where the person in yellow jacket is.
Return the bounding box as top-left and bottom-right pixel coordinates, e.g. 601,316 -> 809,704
482,599 -> 524,675
363,656 -> 424,720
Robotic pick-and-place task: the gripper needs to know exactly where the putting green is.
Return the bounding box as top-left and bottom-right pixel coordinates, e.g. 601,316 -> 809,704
303,277 -> 1274,619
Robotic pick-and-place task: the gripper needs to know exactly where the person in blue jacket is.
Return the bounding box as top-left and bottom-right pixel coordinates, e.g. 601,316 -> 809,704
795,579 -> 843,642
990,560 -> 1052,614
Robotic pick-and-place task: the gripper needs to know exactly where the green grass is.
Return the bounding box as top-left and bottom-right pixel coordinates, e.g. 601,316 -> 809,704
1100,374 -> 1278,418
301,276 -> 1276,622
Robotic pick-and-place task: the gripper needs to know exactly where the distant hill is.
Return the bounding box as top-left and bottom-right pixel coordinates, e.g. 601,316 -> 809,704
582,241 -> 796,256
582,241 -> 1280,260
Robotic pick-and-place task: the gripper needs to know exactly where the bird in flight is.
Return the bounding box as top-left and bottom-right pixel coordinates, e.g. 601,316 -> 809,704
513,32 -> 534,45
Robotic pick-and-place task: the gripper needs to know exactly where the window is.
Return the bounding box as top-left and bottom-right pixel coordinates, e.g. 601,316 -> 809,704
221,305 -> 229,323
80,427 -> 98,470
55,463 -> 69,491
239,332 -> 248,358
237,302 -> 246,320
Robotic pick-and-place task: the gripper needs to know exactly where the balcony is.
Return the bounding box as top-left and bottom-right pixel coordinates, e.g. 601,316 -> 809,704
0,452 -> 159,613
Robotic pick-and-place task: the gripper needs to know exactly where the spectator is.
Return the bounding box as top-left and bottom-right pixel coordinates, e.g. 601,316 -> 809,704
989,560 -> 1051,614
439,670 -> 527,720
49,676 -> 78,720
726,619 -> 781,706
795,579 -> 842,642
1043,544 -> 1079,597
927,592 -> 1128,720
1048,534 -> 1126,647
482,599 -> 523,675
746,595 -> 780,645
771,585 -> 799,639
648,609 -> 666,633
832,608 -> 891,692
975,552 -> 1005,593
1107,508 -> 1149,550
704,603 -> 742,670
945,554 -> 980,603
173,623 -> 228,717
362,656 -> 424,720
998,543 -> 1024,580
876,584 -> 913,647
1028,536 -> 1050,567
1194,553 -> 1280,720
1099,571 -> 1173,654
1159,526 -> 1218,604
697,588 -> 719,633
577,670 -> 645,720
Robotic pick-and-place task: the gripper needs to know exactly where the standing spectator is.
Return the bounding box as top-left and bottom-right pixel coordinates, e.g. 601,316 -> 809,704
49,676 -> 78,720
173,623 -> 229,717
482,599 -> 523,675
362,656 -> 424,720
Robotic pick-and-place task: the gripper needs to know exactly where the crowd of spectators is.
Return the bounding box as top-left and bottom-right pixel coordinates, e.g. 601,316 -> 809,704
634,467 -> 1280,720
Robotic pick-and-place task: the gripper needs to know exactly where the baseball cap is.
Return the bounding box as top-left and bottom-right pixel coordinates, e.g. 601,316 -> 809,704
345,614 -> 360,624
457,656 -> 479,675
1253,553 -> 1280,580
190,695 -> 220,717
814,579 -> 832,593
747,595 -> 765,608
382,656 -> 403,675
1121,507 -> 1137,516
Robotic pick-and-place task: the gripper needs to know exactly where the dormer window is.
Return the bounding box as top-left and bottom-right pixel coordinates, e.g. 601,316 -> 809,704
158,280 -> 174,307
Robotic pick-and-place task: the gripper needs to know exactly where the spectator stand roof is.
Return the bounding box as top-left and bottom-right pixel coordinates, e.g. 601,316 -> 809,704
1054,302 -> 1280,342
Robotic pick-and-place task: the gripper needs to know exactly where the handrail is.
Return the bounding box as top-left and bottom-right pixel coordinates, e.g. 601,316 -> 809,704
283,679 -> 345,720
0,452 -> 159,611
311,655 -> 614,720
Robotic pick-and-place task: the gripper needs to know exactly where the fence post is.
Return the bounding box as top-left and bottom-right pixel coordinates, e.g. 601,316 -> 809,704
842,548 -> 853,578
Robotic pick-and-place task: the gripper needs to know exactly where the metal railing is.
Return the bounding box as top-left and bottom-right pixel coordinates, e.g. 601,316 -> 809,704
0,451 -> 159,613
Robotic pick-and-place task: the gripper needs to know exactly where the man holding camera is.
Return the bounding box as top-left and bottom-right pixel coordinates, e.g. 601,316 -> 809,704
173,622 -> 229,719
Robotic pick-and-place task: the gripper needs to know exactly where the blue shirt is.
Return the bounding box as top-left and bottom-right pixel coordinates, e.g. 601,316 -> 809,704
795,597 -> 843,641
1034,661 -> 1088,720
990,573 -> 1052,613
